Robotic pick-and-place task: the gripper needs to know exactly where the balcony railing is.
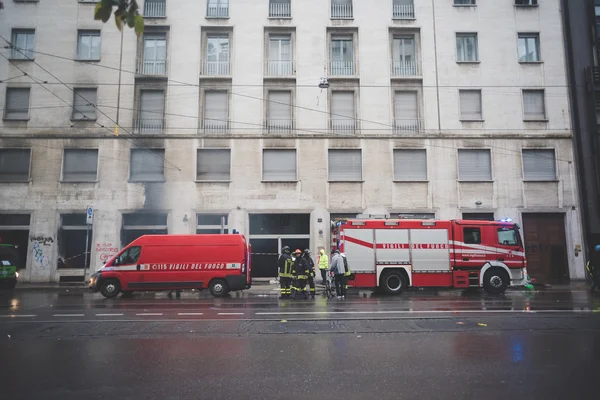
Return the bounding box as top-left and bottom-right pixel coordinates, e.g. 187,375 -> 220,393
331,119 -> 357,134
269,2 -> 291,18
329,60 -> 356,76
137,59 -> 168,76
206,4 -> 229,18
265,119 -> 293,134
394,119 -> 424,134
134,118 -> 165,134
143,0 -> 166,17
590,66 -> 600,84
391,60 -> 421,77
201,60 -> 231,76
393,3 -> 415,19
202,119 -> 230,134
265,60 -> 295,76
331,3 -> 353,19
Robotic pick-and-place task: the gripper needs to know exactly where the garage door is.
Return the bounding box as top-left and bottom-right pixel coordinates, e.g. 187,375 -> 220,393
522,213 -> 569,284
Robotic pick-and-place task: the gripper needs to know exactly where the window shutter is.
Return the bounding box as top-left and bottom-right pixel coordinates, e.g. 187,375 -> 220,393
5,88 -> 30,119
394,92 -> 418,120
394,149 -> 427,181
197,149 -> 231,181
130,149 -> 165,181
268,91 -> 292,121
0,149 -> 31,182
204,91 -> 228,129
458,149 -> 492,181
523,90 -> 545,119
73,89 -> 97,120
263,150 -> 296,181
63,149 -> 98,182
140,90 -> 164,121
522,149 -> 556,181
331,92 -> 355,128
459,90 -> 482,120
328,149 -> 362,181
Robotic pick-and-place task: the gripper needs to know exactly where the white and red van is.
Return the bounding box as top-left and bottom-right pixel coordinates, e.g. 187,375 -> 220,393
88,234 -> 252,298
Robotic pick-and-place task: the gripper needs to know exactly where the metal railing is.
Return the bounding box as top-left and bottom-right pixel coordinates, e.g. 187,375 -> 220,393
143,0 -> 166,17
330,119 -> 357,134
394,119 -> 424,134
393,3 -> 415,19
137,59 -> 168,76
331,3 -> 353,19
269,2 -> 291,18
134,118 -> 165,134
265,60 -> 294,76
202,119 -> 230,134
206,4 -> 229,18
329,60 -> 356,76
265,119 -> 293,134
200,60 -> 231,75
391,60 -> 421,77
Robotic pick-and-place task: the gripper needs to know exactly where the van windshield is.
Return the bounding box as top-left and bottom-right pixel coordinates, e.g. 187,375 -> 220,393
497,228 -> 521,247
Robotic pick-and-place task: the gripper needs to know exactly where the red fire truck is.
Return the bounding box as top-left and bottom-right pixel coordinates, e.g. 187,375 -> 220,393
332,219 -> 527,294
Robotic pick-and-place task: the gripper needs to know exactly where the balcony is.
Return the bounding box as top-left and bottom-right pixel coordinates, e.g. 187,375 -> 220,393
134,118 -> 165,134
391,60 -> 421,77
393,3 -> 415,19
331,3 -> 353,19
202,119 -> 230,134
206,4 -> 229,18
265,119 -> 294,135
269,2 -> 291,18
329,60 -> 356,76
200,60 -> 231,76
330,119 -> 357,134
137,59 -> 168,76
394,119 -> 424,134
265,60 -> 295,77
143,0 -> 166,18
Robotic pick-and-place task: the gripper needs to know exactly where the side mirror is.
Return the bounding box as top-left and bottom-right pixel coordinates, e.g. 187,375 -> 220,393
113,258 -> 120,266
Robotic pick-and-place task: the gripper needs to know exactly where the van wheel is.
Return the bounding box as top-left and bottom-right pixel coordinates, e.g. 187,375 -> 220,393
380,270 -> 408,295
209,279 -> 229,297
483,268 -> 509,295
100,279 -> 121,299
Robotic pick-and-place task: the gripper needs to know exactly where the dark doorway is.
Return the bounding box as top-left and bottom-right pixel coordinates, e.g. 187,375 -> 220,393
0,214 -> 31,270
522,213 -> 569,284
462,213 -> 495,221
249,238 -> 278,278
281,238 -> 310,255
58,214 -> 92,271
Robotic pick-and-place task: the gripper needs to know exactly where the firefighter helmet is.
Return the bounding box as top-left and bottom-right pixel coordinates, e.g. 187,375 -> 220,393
303,249 -> 311,254
294,249 -> 302,255
282,246 -> 290,254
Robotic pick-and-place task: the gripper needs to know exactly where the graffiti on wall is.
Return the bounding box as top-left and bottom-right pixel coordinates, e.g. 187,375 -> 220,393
32,241 -> 51,269
96,243 -> 119,264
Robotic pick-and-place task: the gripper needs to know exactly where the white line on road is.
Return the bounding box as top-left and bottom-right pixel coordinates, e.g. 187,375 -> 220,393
217,312 -> 244,315
53,314 -> 85,317
96,313 -> 124,317
0,314 -> 37,318
255,309 -> 596,315
135,313 -> 164,316
177,312 -> 204,316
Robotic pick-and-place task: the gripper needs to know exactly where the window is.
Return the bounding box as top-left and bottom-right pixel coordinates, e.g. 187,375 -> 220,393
267,34 -> 292,76
62,149 -> 99,182
197,214 -> 229,234
267,91 -> 292,133
331,0 -> 353,19
196,149 -> 231,181
394,91 -> 420,132
393,149 -> 427,181
497,228 -> 520,246
456,33 -> 478,62
522,149 -> 556,181
263,149 -> 297,181
136,90 -> 165,133
393,0 -> 415,19
518,33 -> 540,62
523,90 -> 546,120
130,149 -> 165,182
391,36 -> 417,76
0,149 -> 31,182
72,88 -> 97,120
459,89 -> 482,120
458,149 -> 492,181
77,30 -> 101,60
207,0 -> 229,18
328,149 -> 362,181
269,0 -> 291,18
143,0 -> 166,17
11,30 -> 35,60
462,213 -> 495,221
331,91 -> 356,133
203,91 -> 229,132
330,36 -> 354,75
141,33 -> 167,75
464,228 -> 481,244
454,0 -> 476,5
115,246 -> 142,266
515,0 -> 537,5
204,34 -> 230,75
4,88 -> 30,120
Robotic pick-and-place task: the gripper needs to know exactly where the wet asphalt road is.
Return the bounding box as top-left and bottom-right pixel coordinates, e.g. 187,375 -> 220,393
1,287 -> 600,400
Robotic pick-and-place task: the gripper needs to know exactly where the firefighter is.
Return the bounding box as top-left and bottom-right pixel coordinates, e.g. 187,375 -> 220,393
303,249 -> 316,299
291,249 -> 309,299
317,248 -> 329,284
342,252 -> 352,292
277,246 -> 293,299
329,250 -> 346,299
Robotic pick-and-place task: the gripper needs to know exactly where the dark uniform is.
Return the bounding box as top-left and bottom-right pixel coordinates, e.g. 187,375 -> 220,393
291,249 -> 309,299
303,249 -> 316,299
278,246 -> 293,299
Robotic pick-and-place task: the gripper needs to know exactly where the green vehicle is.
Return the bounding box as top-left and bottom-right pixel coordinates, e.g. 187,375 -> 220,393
0,244 -> 20,289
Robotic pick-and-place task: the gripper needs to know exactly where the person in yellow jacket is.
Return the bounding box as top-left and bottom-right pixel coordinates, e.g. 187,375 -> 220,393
317,248 -> 329,284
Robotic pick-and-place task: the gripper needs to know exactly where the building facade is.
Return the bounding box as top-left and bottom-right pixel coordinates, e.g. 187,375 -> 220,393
0,0 -> 585,283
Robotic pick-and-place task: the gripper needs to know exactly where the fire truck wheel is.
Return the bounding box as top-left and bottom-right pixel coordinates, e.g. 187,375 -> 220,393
381,270 -> 408,295
100,279 -> 121,299
483,268 -> 509,294
209,279 -> 229,297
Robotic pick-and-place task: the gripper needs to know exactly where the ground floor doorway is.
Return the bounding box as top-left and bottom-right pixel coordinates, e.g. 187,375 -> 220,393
0,214 -> 30,271
57,213 -> 93,282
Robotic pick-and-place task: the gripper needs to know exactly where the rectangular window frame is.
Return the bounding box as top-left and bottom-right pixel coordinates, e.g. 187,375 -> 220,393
454,0 -> 476,6
515,0 -> 538,6
517,33 -> 541,63
3,87 -> 31,121
196,148 -> 232,182
0,148 -> 32,183
77,30 -> 102,61
201,31 -> 232,76
331,0 -> 353,19
129,148 -> 166,182
10,29 -> 35,60
393,148 -> 428,182
206,0 -> 230,18
522,89 -> 547,121
457,148 -> 493,182
269,0 -> 292,18
459,89 -> 483,121
262,149 -> 298,182
202,89 -> 230,133
71,88 -> 98,121
196,213 -> 230,234
521,148 -> 558,182
266,89 -> 294,134
327,148 -> 363,182
330,90 -> 358,134
135,88 -> 166,134
61,148 -> 99,183
456,33 -> 479,63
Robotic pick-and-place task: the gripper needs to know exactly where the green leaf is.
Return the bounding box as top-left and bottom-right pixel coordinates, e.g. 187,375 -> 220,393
134,14 -> 144,36
126,11 -> 135,28
94,3 -> 112,23
114,13 -> 123,31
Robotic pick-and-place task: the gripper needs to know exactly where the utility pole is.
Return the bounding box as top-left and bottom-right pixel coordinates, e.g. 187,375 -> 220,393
115,28 -> 124,128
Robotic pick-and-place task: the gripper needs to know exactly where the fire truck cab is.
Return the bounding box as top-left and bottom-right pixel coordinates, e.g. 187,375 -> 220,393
334,219 -> 527,294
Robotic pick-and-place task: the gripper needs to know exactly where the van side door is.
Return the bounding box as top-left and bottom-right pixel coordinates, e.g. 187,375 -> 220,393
111,246 -> 143,287
454,225 -> 493,268
494,226 -> 524,269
